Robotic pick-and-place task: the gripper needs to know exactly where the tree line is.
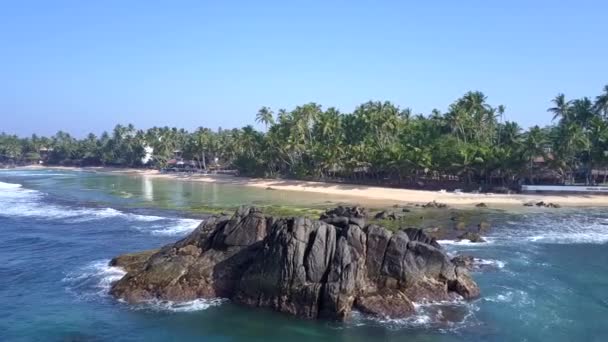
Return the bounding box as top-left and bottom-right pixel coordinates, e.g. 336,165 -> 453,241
2,86 -> 608,189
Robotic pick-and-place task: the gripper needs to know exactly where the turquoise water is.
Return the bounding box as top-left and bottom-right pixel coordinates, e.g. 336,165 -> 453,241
2,169 -> 608,341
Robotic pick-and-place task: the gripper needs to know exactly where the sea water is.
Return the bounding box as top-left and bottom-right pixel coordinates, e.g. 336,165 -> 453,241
1,169 -> 608,341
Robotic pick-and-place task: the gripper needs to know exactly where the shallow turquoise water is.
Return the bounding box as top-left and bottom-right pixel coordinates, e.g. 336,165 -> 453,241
2,169 -> 608,341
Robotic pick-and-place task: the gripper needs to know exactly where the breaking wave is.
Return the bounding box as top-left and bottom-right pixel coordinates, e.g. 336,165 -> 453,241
352,299 -> 480,331
488,211 -> 608,245
0,181 -> 200,236
63,260 -> 127,299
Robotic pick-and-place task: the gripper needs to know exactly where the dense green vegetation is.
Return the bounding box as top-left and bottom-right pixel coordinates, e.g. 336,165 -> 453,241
2,86 -> 608,189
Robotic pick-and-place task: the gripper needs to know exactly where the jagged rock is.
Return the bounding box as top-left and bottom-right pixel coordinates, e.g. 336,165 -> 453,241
449,267 -> 480,299
402,227 -> 441,248
110,206 -> 480,321
451,255 -> 501,272
523,202 -> 535,207
451,255 -> 475,269
457,232 -> 486,243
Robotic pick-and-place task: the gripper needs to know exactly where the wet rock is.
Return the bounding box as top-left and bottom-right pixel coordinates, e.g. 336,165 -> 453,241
110,206 -> 480,322
109,249 -> 158,273
475,202 -> 488,208
449,267 -> 480,299
355,291 -> 415,318
457,232 -> 486,243
451,255 -> 475,270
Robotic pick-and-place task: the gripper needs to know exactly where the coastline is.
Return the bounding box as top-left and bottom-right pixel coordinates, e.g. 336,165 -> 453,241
17,165 -> 608,208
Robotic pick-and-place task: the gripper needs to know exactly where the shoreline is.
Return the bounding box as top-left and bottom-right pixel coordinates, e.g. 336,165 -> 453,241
16,165 -> 608,208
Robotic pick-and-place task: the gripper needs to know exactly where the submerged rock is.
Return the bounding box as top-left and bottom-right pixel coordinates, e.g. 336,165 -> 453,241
524,201 -> 561,208
457,231 -> 486,243
110,206 -> 480,321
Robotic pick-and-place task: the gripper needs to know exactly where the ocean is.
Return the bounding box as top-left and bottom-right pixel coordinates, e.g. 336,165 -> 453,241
2,169 -> 608,341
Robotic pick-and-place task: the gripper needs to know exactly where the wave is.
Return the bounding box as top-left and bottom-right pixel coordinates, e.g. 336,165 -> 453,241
0,181 -> 201,236
63,260 -> 127,299
139,298 -> 227,312
0,181 -> 23,189
483,289 -> 534,308
352,299 -> 479,331
490,211 -> 608,245
475,258 -> 506,269
144,219 -> 202,236
437,238 -> 495,246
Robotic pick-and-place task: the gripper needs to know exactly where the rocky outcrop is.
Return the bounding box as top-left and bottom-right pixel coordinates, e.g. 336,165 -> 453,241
110,206 -> 479,321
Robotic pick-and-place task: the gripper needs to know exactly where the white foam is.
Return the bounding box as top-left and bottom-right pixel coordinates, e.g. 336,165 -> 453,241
63,259 -> 126,298
0,181 -> 23,189
437,238 -> 494,246
475,258 -> 506,269
496,211 -> 608,244
147,219 -> 201,236
0,182 -> 200,235
353,298 -> 479,331
143,298 -> 227,312
483,290 -> 534,308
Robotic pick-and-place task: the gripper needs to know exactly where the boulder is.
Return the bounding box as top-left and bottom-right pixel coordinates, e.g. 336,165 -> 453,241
109,206 -> 480,321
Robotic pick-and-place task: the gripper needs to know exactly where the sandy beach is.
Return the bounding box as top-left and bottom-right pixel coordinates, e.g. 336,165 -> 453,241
18,165 -> 608,207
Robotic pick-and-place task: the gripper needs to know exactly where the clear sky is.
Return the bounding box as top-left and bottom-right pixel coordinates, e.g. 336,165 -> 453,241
1,0 -> 607,137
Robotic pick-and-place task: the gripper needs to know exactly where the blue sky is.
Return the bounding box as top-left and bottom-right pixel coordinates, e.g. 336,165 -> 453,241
1,0 -> 607,137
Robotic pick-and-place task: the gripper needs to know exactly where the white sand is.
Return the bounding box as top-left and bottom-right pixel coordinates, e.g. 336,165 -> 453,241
20,165 -> 608,208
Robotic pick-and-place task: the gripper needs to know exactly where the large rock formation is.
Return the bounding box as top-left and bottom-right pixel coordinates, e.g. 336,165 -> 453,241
110,206 -> 479,321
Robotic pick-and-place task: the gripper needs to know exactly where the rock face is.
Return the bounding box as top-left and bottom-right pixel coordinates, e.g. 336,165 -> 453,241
110,206 -> 480,321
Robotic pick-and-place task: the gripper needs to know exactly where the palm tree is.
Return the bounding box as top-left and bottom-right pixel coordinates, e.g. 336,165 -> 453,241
594,85 -> 608,117
548,93 -> 571,122
255,107 -> 274,130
